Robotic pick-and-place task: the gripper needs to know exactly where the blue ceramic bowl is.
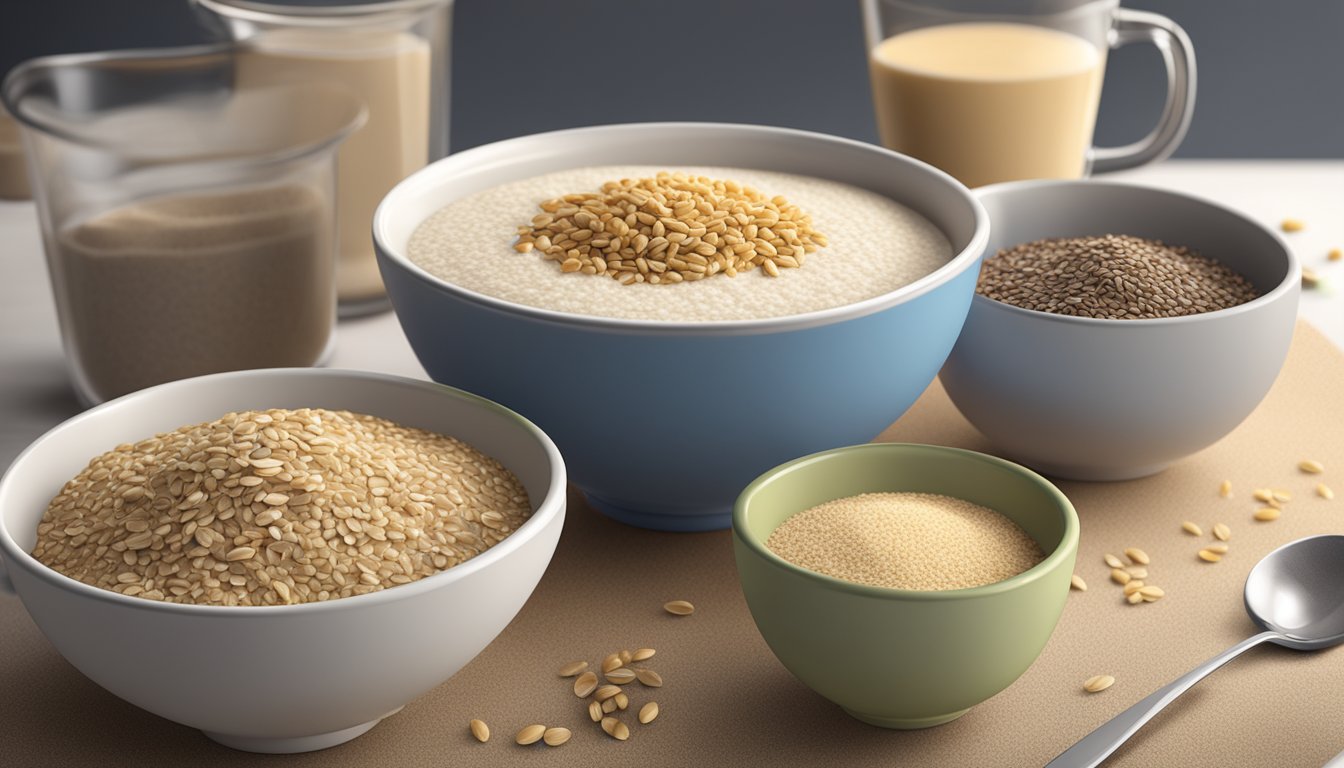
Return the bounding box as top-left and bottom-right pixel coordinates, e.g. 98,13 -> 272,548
374,123 -> 988,531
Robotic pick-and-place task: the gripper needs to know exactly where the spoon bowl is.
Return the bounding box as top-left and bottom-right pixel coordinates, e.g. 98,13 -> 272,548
1247,535 -> 1344,650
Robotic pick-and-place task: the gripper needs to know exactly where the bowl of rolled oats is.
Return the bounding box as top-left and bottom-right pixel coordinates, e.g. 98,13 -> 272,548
0,368 -> 566,753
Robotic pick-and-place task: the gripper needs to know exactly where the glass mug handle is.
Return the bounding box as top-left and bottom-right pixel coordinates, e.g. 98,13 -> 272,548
1089,8 -> 1196,174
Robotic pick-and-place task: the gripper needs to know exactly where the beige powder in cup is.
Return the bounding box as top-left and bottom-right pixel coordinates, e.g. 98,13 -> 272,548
236,30 -> 431,307
54,184 -> 333,401
766,492 -> 1044,590
0,109 -> 30,200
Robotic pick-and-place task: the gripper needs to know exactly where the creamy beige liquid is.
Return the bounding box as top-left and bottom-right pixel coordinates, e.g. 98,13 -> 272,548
236,31 -> 431,308
870,22 -> 1106,189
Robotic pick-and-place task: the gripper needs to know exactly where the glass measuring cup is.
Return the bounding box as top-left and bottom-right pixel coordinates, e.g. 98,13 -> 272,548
3,45 -> 365,406
197,0 -> 453,317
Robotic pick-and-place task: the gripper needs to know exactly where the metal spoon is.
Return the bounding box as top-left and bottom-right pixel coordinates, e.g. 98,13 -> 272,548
1047,534 -> 1344,768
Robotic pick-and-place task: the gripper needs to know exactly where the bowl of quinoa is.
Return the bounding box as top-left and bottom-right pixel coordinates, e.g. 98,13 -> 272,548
0,368 -> 566,753
375,122 -> 990,531
733,442 -> 1078,729
940,180 -> 1299,481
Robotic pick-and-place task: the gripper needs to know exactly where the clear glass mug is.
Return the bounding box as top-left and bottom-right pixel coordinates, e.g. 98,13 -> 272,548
861,0 -> 1195,188
197,0 -> 453,317
3,45 -> 364,405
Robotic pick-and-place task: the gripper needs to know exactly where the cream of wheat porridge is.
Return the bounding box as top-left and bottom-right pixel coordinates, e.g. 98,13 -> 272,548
406,165 -> 953,322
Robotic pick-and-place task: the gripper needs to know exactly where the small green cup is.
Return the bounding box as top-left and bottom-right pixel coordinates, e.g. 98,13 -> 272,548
733,443 -> 1079,729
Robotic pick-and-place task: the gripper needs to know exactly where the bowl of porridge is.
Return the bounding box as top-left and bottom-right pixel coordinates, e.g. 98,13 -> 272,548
374,123 -> 988,531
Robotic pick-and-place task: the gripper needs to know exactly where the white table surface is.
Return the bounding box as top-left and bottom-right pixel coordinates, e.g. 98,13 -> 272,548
2,160 -> 1341,470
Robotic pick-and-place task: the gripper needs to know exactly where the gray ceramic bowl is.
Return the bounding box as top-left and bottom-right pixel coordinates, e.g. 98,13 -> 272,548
0,369 -> 566,753
940,180 -> 1299,481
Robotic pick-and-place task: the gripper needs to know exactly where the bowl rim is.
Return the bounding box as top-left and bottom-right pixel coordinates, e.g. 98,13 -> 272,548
969,178 -> 1301,327
372,121 -> 991,336
0,368 -> 567,616
732,442 -> 1079,601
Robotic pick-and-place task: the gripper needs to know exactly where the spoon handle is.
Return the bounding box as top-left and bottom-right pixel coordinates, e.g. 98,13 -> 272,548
1045,631 -> 1279,768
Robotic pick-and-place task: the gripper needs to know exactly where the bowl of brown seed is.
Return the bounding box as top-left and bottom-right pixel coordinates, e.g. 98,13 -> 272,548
0,368 -> 566,753
940,180 -> 1300,481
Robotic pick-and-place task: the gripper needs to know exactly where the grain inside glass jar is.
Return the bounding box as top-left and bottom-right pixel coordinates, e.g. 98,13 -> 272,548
32,408 -> 530,606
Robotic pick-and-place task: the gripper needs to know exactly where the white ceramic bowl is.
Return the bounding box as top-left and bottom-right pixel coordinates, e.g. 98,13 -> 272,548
940,180 -> 1300,481
0,369 -> 566,753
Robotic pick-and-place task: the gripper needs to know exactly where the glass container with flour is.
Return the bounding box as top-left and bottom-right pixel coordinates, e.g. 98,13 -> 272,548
198,0 -> 452,316
2,45 -> 364,405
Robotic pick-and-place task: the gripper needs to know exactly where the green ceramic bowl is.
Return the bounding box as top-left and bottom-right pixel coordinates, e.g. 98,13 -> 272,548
732,443 -> 1078,729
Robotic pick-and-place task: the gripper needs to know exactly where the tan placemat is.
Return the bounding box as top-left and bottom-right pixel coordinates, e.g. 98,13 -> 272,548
3,322 -> 1343,767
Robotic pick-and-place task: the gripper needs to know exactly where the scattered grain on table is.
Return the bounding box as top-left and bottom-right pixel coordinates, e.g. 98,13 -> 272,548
469,719 -> 490,743
559,660 -> 588,677
601,717 -> 630,741
663,600 -> 695,616
516,724 -> 546,745
1084,675 -> 1115,693
1124,547 -> 1150,565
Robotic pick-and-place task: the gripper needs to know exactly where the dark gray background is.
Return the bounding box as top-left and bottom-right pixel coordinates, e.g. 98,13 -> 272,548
2,0 -> 1339,157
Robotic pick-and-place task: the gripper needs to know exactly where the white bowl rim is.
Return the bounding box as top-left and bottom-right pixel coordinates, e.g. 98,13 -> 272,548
970,178 -> 1301,327
373,121 -> 991,336
0,368 -> 567,617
